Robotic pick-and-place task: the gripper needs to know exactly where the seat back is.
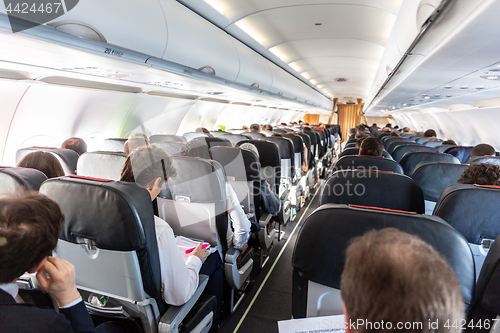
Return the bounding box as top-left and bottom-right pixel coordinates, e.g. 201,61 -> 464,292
0,167 -> 47,195
470,156 -> 500,166
150,134 -> 186,143
295,133 -> 313,170
333,155 -> 404,174
241,132 -> 266,140
282,133 -> 305,179
264,137 -> 294,180
411,162 -> 468,214
386,139 -> 414,154
400,151 -> 460,176
210,131 -> 227,137
466,234 -> 500,333
445,146 -> 474,163
292,204 -> 475,318
424,140 -> 444,147
416,137 -> 429,144
154,141 -> 185,155
303,132 -> 318,160
312,130 -> 326,158
203,137 -> 231,148
436,144 -> 456,153
183,132 -> 210,142
40,176 -> 165,313
220,134 -> 251,147
392,144 -> 436,163
320,170 -> 425,213
157,156 -> 228,253
339,147 -> 392,160
434,184 -> 500,278
16,147 -> 79,175
102,138 -> 127,151
76,151 -> 128,180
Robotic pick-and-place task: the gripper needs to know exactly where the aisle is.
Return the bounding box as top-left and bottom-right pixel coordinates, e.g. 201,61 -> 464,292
219,187 -> 322,333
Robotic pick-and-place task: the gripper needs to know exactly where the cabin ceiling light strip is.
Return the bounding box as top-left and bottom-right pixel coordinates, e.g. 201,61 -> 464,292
235,21 -> 265,45
203,0 -> 226,15
269,48 -> 287,62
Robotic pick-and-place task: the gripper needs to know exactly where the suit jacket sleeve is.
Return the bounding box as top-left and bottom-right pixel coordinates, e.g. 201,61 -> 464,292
59,300 -> 96,333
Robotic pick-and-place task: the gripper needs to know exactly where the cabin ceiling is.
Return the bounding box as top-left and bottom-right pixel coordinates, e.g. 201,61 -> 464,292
179,0 -> 403,105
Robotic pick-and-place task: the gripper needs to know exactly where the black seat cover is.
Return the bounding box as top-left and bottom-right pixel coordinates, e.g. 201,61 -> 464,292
320,170 -> 425,213
264,137 -> 295,176
412,162 -> 468,202
40,176 -> 166,314
434,184 -> 500,245
466,234 -> 500,333
400,151 -> 460,176
294,133 -> 313,169
392,144 -> 436,163
469,156 -> 500,166
241,132 -> 266,139
237,140 -> 280,193
339,147 -> 392,160
16,147 -> 79,175
0,167 -> 47,192
154,141 -> 185,155
150,134 -> 186,143
386,140 -> 414,154
220,134 -> 251,147
292,204 -> 475,318
203,137 -> 231,148
333,155 -> 403,174
445,146 -> 474,164
302,132 -> 318,159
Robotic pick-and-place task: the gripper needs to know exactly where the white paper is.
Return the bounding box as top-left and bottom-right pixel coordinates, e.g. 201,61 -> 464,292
278,315 -> 346,333
175,236 -> 214,263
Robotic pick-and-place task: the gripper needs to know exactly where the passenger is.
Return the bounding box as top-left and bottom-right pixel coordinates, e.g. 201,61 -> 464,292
442,139 -> 457,146
123,133 -> 150,153
262,124 -> 273,132
458,163 -> 500,186
241,125 -> 249,131
424,129 -> 437,138
359,137 -> 384,157
355,137 -> 367,149
17,151 -> 64,179
471,143 -> 496,157
0,192 -> 122,333
177,138 -> 254,244
61,137 -> 87,155
390,132 -> 400,137
356,124 -> 367,134
381,127 -> 392,133
385,123 -> 392,128
355,133 -> 369,140
216,125 -> 226,132
402,127 -> 411,133
341,228 -> 464,333
119,146 -> 223,329
271,133 -> 283,138
195,127 -> 210,134
249,123 -> 260,133
240,143 -> 281,216
303,127 -> 312,132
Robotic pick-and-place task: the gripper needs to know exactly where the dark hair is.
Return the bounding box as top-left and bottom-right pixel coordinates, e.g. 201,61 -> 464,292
359,137 -> 384,156
424,129 -> 437,137
263,124 -> 273,131
355,133 -> 369,140
356,137 -> 367,148
385,123 -> 392,128
303,127 -> 312,132
372,123 -> 377,127
390,132 -> 400,137
271,133 -> 283,138
17,151 -> 65,179
61,137 -> 87,155
120,145 -> 177,187
249,124 -> 260,133
341,228 -> 464,333
458,163 -> 500,186
178,137 -> 211,159
195,127 -> 210,134
348,128 -> 357,136
442,140 -> 457,146
471,143 -> 495,157
0,192 -> 65,283
124,133 -> 150,153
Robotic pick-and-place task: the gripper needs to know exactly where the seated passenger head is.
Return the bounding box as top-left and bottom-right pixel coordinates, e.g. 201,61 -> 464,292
348,128 -> 357,136
178,137 -> 210,159
124,133 -> 150,153
359,137 -> 384,156
240,143 -> 259,159
356,124 -> 367,133
390,132 -> 400,137
195,127 -> 210,134
341,228 -> 464,333
355,133 -> 369,140
458,163 -> 500,186
371,123 -> 377,128
382,127 -> 392,133
17,151 -> 64,179
303,127 -> 312,132
120,145 -> 177,200
402,127 -> 411,133
355,137 -> 367,148
0,192 -> 64,284
424,129 -> 437,138
61,137 -> 87,155
471,143 -> 496,157
216,125 -> 226,132
263,124 -> 273,131
249,123 -> 260,133
442,140 -> 457,146
271,133 -> 283,138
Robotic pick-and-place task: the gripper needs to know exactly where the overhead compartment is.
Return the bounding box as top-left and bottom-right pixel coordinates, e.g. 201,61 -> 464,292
232,40 -> 272,91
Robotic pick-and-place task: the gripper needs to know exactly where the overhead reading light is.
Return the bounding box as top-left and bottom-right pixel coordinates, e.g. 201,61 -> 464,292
424,96 -> 431,99
198,66 -> 216,76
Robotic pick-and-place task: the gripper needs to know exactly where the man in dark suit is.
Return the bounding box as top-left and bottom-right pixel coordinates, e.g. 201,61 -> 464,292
0,193 -> 119,333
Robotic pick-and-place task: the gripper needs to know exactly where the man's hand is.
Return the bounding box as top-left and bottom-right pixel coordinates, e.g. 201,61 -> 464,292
190,243 -> 209,263
239,243 -> 249,254
36,257 -> 81,308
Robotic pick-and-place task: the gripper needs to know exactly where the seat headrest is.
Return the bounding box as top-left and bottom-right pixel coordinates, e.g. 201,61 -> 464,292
294,133 -> 311,149
182,132 -> 209,142
210,146 -> 260,182
434,184 -> 500,244
220,134 -> 251,147
149,134 -> 186,143
445,146 -> 474,164
392,144 -> 436,162
412,162 -> 468,202
241,132 -> 266,139
154,141 -> 185,155
16,147 -> 79,175
263,137 -> 294,159
162,156 -> 226,203
400,151 -> 460,176
0,167 -> 47,194
302,131 -> 317,146
339,148 -> 392,160
333,155 -> 404,174
204,137 -> 231,148
102,138 -> 127,151
281,134 -> 304,153
469,156 -> 500,166
473,234 -> 500,314
237,140 -> 281,168
292,204 -> 475,305
76,151 -> 128,181
321,170 -> 425,213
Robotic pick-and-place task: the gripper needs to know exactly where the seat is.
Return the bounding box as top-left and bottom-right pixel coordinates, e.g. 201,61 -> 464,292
344,142 -> 356,149
436,144 -> 456,153
411,162 -> 468,214
445,146 -> 475,163
383,138 -> 413,152
102,138 -> 127,151
338,147 -> 393,160
76,151 -> 128,180
434,184 -> 500,279
0,167 -> 47,195
386,140 -> 414,154
466,234 -> 500,333
156,156 -> 253,312
470,156 -> 500,166
424,140 -> 444,147
391,144 -> 436,163
154,141 -> 185,155
320,170 -> 425,213
209,131 -> 227,137
333,155 -> 404,174
293,133 -> 314,199
416,137 -> 429,144
292,204 -> 475,318
399,151 -> 460,176
150,134 -> 187,143
203,137 -> 231,148
40,176 -> 214,333
16,147 -> 80,175
183,132 -> 210,142
282,133 -> 306,209
241,132 -> 266,139
220,134 -> 251,147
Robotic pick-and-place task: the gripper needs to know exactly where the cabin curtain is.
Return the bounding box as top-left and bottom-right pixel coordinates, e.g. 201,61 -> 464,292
337,104 -> 362,141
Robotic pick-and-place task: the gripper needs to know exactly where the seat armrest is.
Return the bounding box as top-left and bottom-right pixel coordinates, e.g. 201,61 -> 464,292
259,213 -> 272,227
224,247 -> 241,264
280,189 -> 290,201
158,275 -> 209,333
